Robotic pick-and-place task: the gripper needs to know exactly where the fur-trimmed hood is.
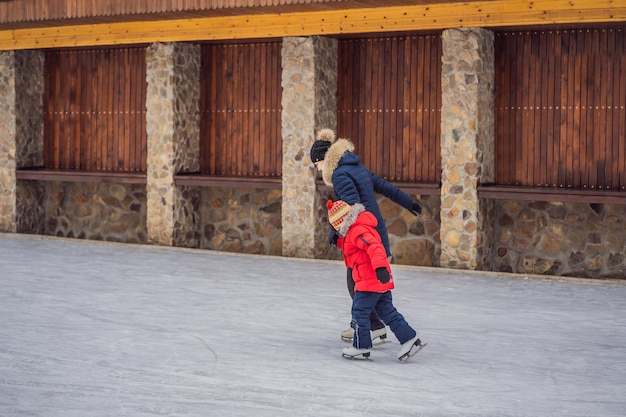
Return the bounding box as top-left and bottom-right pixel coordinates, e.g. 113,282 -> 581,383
322,138 -> 356,187
314,128 -> 356,187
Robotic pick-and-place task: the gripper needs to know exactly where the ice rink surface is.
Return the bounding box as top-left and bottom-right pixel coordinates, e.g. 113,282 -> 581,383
1,233 -> 625,417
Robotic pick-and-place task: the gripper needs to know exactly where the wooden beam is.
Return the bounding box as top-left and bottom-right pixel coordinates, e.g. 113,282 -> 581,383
316,179 -> 441,195
1,0 -> 625,50
174,174 -> 281,189
16,168 -> 147,184
478,185 -> 626,204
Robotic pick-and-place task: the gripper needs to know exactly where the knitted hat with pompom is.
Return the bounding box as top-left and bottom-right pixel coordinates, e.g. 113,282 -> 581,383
326,199 -> 351,232
309,128 -> 336,163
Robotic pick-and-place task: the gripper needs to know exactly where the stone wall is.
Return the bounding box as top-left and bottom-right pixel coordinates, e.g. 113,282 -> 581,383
315,194 -> 442,265
16,182 -> 45,234
493,200 -> 626,278
199,187 -> 282,255
39,182 -> 147,243
383,194 -> 441,267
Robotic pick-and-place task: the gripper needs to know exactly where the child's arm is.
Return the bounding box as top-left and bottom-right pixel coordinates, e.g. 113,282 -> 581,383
355,231 -> 391,283
355,231 -> 390,271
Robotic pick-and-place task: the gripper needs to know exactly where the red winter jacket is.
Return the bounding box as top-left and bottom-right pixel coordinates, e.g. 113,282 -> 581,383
336,206 -> 394,293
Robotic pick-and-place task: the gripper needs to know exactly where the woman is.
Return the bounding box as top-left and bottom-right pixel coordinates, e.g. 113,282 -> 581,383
310,128 -> 422,342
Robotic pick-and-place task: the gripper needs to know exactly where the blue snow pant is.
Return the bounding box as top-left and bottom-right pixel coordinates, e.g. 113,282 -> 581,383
347,268 -> 385,330
351,291 -> 417,349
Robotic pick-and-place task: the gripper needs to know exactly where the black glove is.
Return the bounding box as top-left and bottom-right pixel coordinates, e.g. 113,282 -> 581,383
409,200 -> 423,216
327,227 -> 339,246
375,267 -> 390,284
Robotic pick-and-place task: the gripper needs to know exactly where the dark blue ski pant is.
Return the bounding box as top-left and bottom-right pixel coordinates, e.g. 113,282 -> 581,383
351,290 -> 416,349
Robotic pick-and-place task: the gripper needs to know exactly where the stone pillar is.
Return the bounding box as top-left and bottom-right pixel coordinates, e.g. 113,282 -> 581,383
15,51 -> 45,233
146,42 -> 201,247
0,51 -> 17,232
281,36 -> 337,258
440,28 -> 495,270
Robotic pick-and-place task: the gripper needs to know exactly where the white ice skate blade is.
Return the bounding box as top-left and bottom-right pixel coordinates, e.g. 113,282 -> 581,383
342,352 -> 372,360
341,335 -> 388,345
398,342 -> 427,362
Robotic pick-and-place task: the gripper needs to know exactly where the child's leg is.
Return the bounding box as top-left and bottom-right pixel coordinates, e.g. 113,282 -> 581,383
351,292 -> 381,349
374,291 -> 417,344
347,268 -> 385,331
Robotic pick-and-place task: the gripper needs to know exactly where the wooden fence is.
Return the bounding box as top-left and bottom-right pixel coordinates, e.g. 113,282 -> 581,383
337,34 -> 442,185
494,28 -> 626,191
199,41 -> 283,178
43,47 -> 147,173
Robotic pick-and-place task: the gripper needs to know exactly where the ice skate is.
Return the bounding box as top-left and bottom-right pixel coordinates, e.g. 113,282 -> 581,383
340,326 -> 387,343
342,346 -> 372,360
397,335 -> 425,361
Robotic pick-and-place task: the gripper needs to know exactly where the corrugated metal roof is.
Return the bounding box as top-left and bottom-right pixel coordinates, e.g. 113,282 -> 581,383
0,0 -> 442,28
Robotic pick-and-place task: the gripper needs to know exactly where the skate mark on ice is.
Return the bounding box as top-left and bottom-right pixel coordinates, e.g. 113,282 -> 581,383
190,335 -> 218,376
340,350 -> 406,378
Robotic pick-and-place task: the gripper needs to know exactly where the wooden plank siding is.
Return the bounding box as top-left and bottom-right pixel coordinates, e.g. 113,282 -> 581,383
337,34 -> 442,185
43,47 -> 148,173
199,41 -> 282,178
494,28 -> 626,191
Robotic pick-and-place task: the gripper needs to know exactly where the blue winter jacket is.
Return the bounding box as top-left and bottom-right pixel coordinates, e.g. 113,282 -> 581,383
321,138 -> 414,256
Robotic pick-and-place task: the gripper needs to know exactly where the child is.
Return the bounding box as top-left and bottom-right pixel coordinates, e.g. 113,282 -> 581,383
327,199 -> 424,361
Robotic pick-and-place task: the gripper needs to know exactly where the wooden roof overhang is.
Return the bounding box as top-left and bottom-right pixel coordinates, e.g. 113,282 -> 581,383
1,0 -> 625,50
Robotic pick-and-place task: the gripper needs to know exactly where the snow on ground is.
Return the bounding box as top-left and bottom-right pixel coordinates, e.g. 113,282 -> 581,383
1,233 -> 625,417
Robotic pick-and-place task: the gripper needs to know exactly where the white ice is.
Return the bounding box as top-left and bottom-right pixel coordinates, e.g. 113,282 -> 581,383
1,233 -> 625,417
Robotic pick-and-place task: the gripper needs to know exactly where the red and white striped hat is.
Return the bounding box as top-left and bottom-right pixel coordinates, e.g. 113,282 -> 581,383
326,199 -> 351,232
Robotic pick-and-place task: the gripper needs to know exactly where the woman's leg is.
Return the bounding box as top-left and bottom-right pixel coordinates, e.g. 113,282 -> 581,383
346,267 -> 355,298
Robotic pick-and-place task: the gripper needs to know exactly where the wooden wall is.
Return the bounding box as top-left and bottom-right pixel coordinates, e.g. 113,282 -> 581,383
44,47 -> 147,172
199,41 -> 283,178
39,28 -> 625,190
495,27 -> 626,191
42,42 -> 284,178
337,33 -> 442,184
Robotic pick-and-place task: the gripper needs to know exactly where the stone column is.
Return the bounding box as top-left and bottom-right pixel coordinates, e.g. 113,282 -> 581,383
281,36 -> 337,258
146,43 -> 201,247
0,51 -> 17,232
15,51 -> 45,233
440,28 -> 495,270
